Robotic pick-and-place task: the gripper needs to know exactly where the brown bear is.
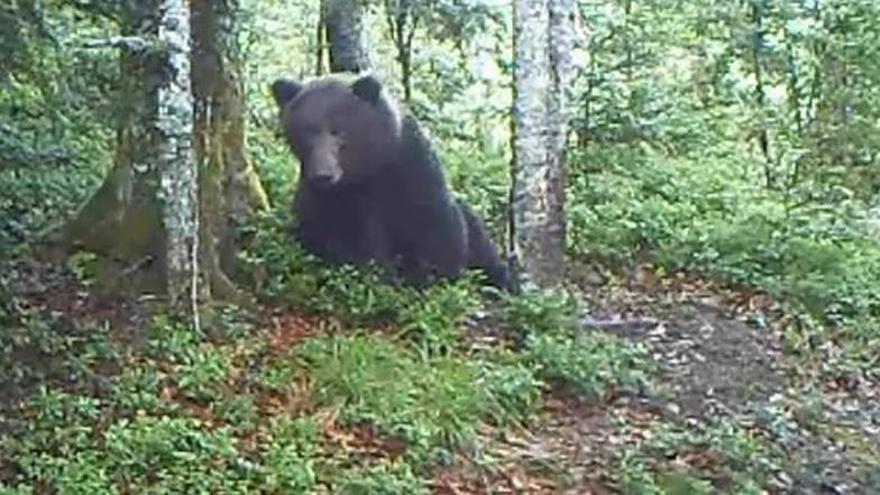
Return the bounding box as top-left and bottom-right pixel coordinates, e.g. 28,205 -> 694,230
270,73 -> 510,290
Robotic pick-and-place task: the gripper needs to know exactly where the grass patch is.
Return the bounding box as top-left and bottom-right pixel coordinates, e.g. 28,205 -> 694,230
260,416 -> 320,493
333,460 -> 428,495
297,333 -> 523,459
526,331 -> 651,399
501,288 -> 654,400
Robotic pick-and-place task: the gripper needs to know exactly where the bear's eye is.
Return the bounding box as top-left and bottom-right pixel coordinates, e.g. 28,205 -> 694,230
329,127 -> 342,138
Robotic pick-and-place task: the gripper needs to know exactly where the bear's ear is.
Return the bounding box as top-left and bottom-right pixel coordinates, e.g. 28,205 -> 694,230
351,75 -> 383,104
271,79 -> 303,108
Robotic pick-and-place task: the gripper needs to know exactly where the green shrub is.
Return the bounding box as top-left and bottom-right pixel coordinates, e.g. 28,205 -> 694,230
174,343 -> 232,403
501,289 -> 653,400
567,146 -> 880,359
501,288 -> 579,341
396,278 -> 480,357
240,210 -> 412,324
298,334 -> 487,455
526,331 -> 651,399
477,351 -> 544,423
261,416 -> 319,493
103,415 -> 255,493
111,364 -> 167,413
0,167 -> 101,248
334,460 -> 428,495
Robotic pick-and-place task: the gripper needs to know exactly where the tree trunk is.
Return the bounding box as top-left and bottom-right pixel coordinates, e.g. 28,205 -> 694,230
42,1 -> 168,296
623,0 -> 634,93
158,0 -> 202,322
867,193 -> 880,239
42,0 -> 267,309
191,0 -> 269,304
316,0 -> 328,75
804,0 -> 823,128
509,0 -> 577,289
384,0 -> 416,103
577,55 -> 596,148
783,25 -> 803,136
324,0 -> 371,73
750,0 -> 774,188
782,19 -> 805,191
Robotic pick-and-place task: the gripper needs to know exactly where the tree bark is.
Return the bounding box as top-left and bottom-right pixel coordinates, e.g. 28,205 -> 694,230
42,0 -> 267,310
509,0 -> 577,289
324,0 -> 371,73
157,0 -> 202,322
384,0 -> 416,103
804,0 -> 823,129
42,1 -> 168,296
750,0 -> 774,189
316,0 -> 328,75
191,0 -> 269,304
783,25 -> 803,136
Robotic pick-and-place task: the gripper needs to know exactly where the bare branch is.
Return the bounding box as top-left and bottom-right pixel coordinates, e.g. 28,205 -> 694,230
581,316 -> 660,334
81,36 -> 149,51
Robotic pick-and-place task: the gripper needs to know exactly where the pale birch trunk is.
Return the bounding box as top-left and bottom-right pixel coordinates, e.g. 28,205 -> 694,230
324,0 -> 372,73
509,0 -> 577,288
157,0 -> 202,322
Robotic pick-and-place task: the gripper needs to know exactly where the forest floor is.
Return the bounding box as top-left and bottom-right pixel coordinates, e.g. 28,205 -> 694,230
1,257 -> 879,494
431,265 -> 880,494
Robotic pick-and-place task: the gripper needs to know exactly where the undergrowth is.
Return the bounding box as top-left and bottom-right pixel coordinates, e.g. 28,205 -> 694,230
0,166 -> 102,249
0,218 -> 652,492
615,419 -> 784,495
568,145 -> 880,370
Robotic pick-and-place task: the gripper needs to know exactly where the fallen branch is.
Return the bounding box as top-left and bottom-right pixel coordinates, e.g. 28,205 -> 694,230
580,316 -> 660,334
81,36 -> 149,51
120,255 -> 154,277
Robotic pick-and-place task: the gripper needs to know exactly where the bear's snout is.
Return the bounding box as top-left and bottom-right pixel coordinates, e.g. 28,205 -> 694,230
303,135 -> 344,187
305,155 -> 343,187
309,171 -> 341,187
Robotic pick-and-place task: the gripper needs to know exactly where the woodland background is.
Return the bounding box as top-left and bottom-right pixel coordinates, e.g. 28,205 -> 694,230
1,0 -> 879,493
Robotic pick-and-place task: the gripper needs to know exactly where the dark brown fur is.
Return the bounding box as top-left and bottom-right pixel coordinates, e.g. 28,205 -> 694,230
271,74 -> 510,290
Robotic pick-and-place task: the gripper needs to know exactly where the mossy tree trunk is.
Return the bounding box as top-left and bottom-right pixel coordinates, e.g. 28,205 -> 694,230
45,0 -> 267,307
750,0 -> 774,189
48,1 -> 169,296
191,0 -> 269,303
509,0 -> 578,288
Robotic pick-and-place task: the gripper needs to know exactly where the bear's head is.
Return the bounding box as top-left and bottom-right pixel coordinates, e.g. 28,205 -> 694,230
270,74 -> 401,189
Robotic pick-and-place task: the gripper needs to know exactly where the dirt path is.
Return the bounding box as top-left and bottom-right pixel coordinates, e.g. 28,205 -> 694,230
585,282 -> 880,494
436,276 -> 880,494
